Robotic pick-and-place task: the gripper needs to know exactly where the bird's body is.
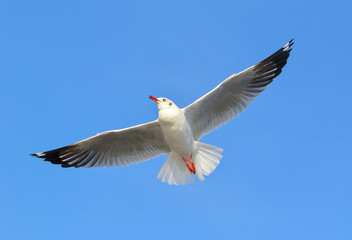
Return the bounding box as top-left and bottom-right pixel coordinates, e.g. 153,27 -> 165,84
151,97 -> 221,183
158,102 -> 194,159
31,40 -> 294,185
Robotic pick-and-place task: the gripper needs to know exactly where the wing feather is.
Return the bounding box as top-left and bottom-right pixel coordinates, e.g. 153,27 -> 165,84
31,120 -> 170,168
184,39 -> 294,140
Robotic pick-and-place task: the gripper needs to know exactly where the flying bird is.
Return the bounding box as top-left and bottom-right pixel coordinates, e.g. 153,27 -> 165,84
31,39 -> 294,185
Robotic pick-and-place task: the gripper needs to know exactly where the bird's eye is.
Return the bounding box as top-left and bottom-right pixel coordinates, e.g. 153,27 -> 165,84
163,99 -> 167,102
169,103 -> 172,106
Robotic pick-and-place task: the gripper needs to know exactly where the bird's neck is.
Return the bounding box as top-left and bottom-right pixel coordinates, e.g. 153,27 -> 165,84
158,108 -> 183,125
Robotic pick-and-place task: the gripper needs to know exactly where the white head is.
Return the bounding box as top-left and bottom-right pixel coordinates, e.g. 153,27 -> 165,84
149,95 -> 178,111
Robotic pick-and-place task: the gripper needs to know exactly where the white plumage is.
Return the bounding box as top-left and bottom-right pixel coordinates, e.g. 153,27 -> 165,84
31,40 -> 294,185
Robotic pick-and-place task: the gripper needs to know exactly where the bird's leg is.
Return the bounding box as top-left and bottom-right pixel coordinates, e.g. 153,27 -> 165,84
182,156 -> 196,174
190,154 -> 195,173
182,156 -> 193,174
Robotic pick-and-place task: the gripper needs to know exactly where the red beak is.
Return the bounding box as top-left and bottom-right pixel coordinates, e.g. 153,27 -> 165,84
149,95 -> 159,102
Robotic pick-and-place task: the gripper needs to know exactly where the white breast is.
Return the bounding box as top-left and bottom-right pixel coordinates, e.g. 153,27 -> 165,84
158,108 -> 194,158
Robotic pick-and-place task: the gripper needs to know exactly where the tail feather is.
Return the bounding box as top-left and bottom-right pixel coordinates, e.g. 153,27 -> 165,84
157,142 -> 223,185
194,142 -> 223,178
157,153 -> 194,185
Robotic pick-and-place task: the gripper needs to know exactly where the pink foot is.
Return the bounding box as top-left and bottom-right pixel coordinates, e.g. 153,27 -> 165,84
182,155 -> 196,174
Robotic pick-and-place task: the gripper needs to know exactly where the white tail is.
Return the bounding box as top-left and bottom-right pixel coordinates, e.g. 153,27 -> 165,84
157,142 -> 223,185
193,142 -> 223,182
157,153 -> 195,185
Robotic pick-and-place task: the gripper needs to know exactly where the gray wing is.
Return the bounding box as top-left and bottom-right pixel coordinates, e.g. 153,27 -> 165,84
31,120 -> 170,168
184,40 -> 294,140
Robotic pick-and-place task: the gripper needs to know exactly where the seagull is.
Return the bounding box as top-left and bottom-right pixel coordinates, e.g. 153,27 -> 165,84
31,39 -> 294,185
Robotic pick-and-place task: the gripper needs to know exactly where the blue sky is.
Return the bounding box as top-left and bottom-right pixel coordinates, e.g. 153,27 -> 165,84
1,0 -> 351,239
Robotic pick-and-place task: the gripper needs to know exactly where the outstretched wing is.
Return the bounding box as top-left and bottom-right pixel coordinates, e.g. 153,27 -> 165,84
31,120 -> 170,168
184,39 -> 294,140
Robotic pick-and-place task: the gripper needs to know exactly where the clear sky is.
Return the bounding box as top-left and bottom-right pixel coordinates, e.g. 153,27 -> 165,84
1,1 -> 351,239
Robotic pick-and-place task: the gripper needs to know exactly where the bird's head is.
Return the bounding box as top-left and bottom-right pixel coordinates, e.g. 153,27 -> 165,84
149,95 -> 177,111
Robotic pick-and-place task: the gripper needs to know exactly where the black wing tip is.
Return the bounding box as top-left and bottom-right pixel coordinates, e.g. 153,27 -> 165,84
288,38 -> 294,46
30,152 -> 45,158
250,39 -> 294,85
30,145 -> 78,168
256,39 -> 294,69
283,38 -> 294,52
